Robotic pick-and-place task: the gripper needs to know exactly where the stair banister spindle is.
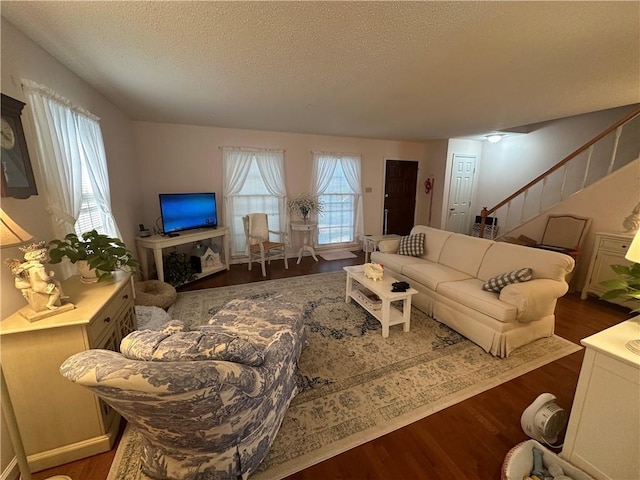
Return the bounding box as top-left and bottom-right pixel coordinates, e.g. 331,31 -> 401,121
539,177 -> 548,213
559,163 -> 568,200
581,145 -> 594,190
520,189 -> 530,224
607,126 -> 623,175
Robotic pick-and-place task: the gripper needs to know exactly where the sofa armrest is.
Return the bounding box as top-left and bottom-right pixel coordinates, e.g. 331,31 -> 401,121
499,279 -> 569,323
378,239 -> 400,253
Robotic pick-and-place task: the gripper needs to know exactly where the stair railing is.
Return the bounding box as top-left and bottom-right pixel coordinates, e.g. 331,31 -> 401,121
478,107 -> 640,238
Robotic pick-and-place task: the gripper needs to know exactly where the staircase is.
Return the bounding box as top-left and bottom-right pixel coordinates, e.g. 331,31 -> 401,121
478,107 -> 640,238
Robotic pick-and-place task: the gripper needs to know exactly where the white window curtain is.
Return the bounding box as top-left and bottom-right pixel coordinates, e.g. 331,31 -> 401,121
312,152 -> 363,245
222,148 -> 286,255
22,80 -> 82,242
74,113 -> 120,238
22,80 -> 120,276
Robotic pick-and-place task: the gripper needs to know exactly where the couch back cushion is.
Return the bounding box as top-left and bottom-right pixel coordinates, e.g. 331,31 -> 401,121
477,242 -> 575,282
410,225 -> 454,262
121,329 -> 265,366
438,233 -> 495,277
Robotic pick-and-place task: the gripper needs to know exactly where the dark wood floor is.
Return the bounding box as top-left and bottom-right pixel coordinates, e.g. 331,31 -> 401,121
33,251 -> 631,480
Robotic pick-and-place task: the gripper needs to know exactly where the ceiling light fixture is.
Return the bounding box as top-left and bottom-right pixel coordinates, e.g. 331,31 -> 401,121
485,133 -> 506,144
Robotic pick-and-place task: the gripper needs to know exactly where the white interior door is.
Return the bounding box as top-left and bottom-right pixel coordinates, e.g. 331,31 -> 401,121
445,154 -> 476,234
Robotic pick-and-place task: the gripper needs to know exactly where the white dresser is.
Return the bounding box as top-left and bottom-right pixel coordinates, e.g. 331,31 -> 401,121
581,231 -> 639,309
561,317 -> 640,479
0,272 -> 136,472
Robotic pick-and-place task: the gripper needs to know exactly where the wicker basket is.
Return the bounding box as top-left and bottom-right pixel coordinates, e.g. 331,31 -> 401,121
501,440 -> 595,480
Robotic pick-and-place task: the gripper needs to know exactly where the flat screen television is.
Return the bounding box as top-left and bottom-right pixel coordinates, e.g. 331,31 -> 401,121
159,193 -> 218,234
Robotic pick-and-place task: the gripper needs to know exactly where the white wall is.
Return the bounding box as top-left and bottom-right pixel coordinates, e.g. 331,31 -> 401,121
1,18 -> 140,476
132,121 -> 426,251
420,139 -> 450,228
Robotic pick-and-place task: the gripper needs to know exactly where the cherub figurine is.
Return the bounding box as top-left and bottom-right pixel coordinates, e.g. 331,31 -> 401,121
9,241 -> 68,311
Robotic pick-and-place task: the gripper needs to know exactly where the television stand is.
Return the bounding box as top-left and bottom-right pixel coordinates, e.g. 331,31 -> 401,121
136,227 -> 230,283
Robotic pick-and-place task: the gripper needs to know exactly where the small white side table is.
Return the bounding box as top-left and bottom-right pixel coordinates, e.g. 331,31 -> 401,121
290,221 -> 318,264
363,234 -> 401,263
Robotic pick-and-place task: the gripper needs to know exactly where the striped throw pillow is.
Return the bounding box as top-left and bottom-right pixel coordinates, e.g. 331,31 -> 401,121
482,268 -> 533,293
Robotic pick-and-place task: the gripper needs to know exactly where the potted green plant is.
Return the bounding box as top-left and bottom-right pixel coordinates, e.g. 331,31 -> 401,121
48,229 -> 138,283
600,263 -> 640,312
163,250 -> 196,286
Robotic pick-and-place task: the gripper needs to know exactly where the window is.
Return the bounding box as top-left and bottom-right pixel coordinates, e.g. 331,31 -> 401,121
23,79 -> 120,242
312,152 -> 363,246
222,148 -> 286,255
74,154 -> 108,235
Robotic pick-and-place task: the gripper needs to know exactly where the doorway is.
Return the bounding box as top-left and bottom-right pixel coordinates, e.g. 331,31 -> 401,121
383,159 -> 419,235
445,154 -> 477,234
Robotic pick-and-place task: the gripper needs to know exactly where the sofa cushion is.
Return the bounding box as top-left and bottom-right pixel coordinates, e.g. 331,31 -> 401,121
205,298 -> 306,348
402,262 -> 473,290
439,233 -> 495,277
121,329 -> 265,366
398,233 -> 426,256
371,251 -> 428,272
378,238 -> 400,253
410,226 -> 454,262
482,268 -> 533,293
436,279 -> 518,323
478,241 -> 574,282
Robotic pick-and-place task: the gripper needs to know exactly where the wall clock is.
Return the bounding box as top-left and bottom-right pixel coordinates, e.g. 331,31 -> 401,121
1,93 -> 38,199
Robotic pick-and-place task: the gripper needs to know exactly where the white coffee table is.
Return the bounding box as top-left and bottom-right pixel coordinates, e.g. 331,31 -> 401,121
343,265 -> 417,337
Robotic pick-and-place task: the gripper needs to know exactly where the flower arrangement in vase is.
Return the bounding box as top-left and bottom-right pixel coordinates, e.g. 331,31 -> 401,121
287,194 -> 323,222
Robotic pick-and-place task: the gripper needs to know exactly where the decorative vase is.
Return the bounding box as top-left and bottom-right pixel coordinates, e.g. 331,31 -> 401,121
300,207 -> 310,223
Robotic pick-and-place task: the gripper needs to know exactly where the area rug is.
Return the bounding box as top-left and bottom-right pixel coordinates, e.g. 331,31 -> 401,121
319,251 -> 357,261
108,271 -> 580,480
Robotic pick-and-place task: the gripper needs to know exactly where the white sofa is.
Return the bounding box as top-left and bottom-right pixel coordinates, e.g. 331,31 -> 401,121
371,226 -> 575,357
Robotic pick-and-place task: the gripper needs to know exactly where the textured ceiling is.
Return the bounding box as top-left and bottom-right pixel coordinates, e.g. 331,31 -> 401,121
2,1 -> 639,141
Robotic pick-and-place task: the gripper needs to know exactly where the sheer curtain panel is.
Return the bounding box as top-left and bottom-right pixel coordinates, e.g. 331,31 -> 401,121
222,148 -> 286,255
312,152 -> 363,246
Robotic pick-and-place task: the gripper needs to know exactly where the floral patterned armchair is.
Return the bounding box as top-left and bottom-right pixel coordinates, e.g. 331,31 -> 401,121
60,298 -> 306,480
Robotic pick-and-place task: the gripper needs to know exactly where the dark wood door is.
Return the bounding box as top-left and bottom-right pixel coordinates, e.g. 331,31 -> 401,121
383,160 -> 418,235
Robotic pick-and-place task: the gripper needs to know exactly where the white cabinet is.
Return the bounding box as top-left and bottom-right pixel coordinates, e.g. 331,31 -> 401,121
0,272 -> 136,472
581,231 -> 639,309
560,317 -> 640,479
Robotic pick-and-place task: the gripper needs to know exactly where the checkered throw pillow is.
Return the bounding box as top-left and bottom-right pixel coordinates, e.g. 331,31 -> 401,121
482,268 -> 533,293
397,233 -> 425,257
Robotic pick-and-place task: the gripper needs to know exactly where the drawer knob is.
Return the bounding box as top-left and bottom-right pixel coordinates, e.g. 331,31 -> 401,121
123,294 -> 129,300
104,316 -> 111,323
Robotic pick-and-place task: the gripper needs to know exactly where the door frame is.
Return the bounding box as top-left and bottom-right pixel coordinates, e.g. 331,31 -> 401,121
381,157 -> 420,234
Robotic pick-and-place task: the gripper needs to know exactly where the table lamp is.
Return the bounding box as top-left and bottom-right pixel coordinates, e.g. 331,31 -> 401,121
624,228 -> 640,355
0,207 -> 71,480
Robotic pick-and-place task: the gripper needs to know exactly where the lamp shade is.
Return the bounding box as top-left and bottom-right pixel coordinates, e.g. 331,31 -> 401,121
0,208 -> 34,248
625,229 -> 640,263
